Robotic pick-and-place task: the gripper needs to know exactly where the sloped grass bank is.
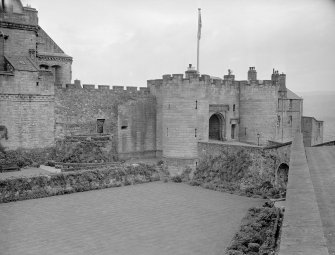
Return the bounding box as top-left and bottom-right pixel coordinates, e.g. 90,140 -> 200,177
0,164 -> 160,203
189,150 -> 286,199
226,202 -> 283,255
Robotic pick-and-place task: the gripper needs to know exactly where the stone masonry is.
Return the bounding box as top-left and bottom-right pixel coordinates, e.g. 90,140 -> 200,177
0,0 -> 324,175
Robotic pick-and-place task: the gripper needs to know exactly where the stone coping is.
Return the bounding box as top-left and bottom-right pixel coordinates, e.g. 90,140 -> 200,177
278,133 -> 329,255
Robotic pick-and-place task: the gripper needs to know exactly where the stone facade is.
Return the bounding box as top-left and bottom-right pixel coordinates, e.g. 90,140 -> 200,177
0,0 -> 72,150
147,66 -> 304,173
0,1 -> 324,174
302,116 -> 323,147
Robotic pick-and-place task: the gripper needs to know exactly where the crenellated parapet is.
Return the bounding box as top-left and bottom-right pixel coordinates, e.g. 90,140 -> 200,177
55,80 -> 150,96
148,65 -> 283,92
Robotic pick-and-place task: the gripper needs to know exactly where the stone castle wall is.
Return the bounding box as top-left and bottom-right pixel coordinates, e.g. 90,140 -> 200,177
302,117 -> 323,146
239,82 -> 279,145
118,97 -> 156,159
0,70 -> 55,150
148,74 -> 240,165
55,85 -> 155,158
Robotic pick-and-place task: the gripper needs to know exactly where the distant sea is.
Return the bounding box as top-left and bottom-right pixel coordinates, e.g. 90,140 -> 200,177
297,91 -> 335,142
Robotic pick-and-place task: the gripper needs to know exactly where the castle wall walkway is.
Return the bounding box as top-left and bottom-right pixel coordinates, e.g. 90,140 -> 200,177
279,133 -> 329,255
0,182 -> 263,255
306,146 -> 335,255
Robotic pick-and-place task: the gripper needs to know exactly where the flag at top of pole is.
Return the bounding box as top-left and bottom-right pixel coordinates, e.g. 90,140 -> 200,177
197,8 -> 202,73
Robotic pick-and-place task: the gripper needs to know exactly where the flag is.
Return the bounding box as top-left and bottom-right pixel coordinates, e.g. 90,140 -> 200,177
197,8 -> 202,40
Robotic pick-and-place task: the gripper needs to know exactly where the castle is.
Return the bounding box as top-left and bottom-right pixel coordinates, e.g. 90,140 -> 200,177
0,0 -> 324,173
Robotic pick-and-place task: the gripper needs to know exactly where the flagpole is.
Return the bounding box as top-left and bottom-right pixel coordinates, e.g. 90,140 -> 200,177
197,8 -> 201,73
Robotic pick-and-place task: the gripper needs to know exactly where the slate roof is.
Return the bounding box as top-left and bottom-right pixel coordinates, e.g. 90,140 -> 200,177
286,89 -> 302,100
5,56 -> 38,72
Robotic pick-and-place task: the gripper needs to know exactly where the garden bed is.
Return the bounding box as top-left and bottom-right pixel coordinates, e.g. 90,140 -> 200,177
0,163 -> 160,203
225,202 -> 283,255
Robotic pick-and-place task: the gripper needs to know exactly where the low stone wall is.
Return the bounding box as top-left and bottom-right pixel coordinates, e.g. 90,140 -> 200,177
0,164 -> 160,203
279,133 -> 329,254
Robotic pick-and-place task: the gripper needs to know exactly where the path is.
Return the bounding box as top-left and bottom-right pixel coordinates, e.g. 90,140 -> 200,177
0,182 -> 263,255
306,146 -> 335,255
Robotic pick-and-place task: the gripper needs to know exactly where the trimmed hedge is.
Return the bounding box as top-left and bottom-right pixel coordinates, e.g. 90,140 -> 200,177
0,163 -> 160,203
226,202 -> 283,255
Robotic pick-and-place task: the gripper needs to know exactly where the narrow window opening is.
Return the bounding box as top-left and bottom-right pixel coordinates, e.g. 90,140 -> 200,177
196,162 -> 198,168
195,100 -> 198,109
97,119 -> 105,134
245,127 -> 247,136
195,128 -> 197,137
168,104 -> 170,109
36,82 -> 39,86
233,104 -> 235,112
121,126 -> 128,130
167,128 -> 169,137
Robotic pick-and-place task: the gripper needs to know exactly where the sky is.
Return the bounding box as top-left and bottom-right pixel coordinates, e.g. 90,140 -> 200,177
22,0 -> 335,92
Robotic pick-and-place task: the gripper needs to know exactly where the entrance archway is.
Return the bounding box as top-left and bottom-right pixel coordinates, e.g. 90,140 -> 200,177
276,163 -> 289,188
209,113 -> 225,140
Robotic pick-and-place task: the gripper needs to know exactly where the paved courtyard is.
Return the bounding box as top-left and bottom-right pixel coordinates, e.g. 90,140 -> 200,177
0,182 -> 263,255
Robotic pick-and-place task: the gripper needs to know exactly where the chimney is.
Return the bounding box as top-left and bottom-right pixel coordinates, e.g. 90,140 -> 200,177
0,32 -> 8,71
271,69 -> 279,82
247,67 -> 257,81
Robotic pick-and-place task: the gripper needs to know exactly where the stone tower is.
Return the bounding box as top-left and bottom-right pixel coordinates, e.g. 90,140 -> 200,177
0,0 -> 72,149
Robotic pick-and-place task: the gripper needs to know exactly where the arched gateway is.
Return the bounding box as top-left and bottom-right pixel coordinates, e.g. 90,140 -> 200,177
209,113 -> 225,141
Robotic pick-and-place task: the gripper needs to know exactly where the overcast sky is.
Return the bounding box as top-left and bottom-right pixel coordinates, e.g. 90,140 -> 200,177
22,0 -> 335,92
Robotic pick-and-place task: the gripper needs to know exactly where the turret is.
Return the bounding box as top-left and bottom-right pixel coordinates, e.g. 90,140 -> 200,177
0,0 -> 24,14
247,67 -> 257,81
185,64 -> 199,79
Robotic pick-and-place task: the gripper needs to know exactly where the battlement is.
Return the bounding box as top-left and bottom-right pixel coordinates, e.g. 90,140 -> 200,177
148,65 -> 284,90
55,80 -> 150,94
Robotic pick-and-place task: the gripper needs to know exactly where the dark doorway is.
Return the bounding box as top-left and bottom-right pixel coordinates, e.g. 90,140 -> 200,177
231,124 -> 236,139
209,113 -> 224,140
97,119 -> 105,134
277,163 -> 289,188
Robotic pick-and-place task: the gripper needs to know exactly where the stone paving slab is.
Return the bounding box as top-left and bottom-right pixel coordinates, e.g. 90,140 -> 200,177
307,146 -> 335,255
0,182 -> 263,255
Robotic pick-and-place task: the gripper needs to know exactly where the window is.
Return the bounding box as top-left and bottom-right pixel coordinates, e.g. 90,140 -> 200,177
245,127 -> 247,136
233,104 -> 235,112
121,126 -> 127,130
288,116 -> 292,126
289,99 -> 293,110
195,128 -> 197,137
97,119 -> 105,133
167,128 -> 169,137
36,82 -> 39,86
195,100 -> 198,109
